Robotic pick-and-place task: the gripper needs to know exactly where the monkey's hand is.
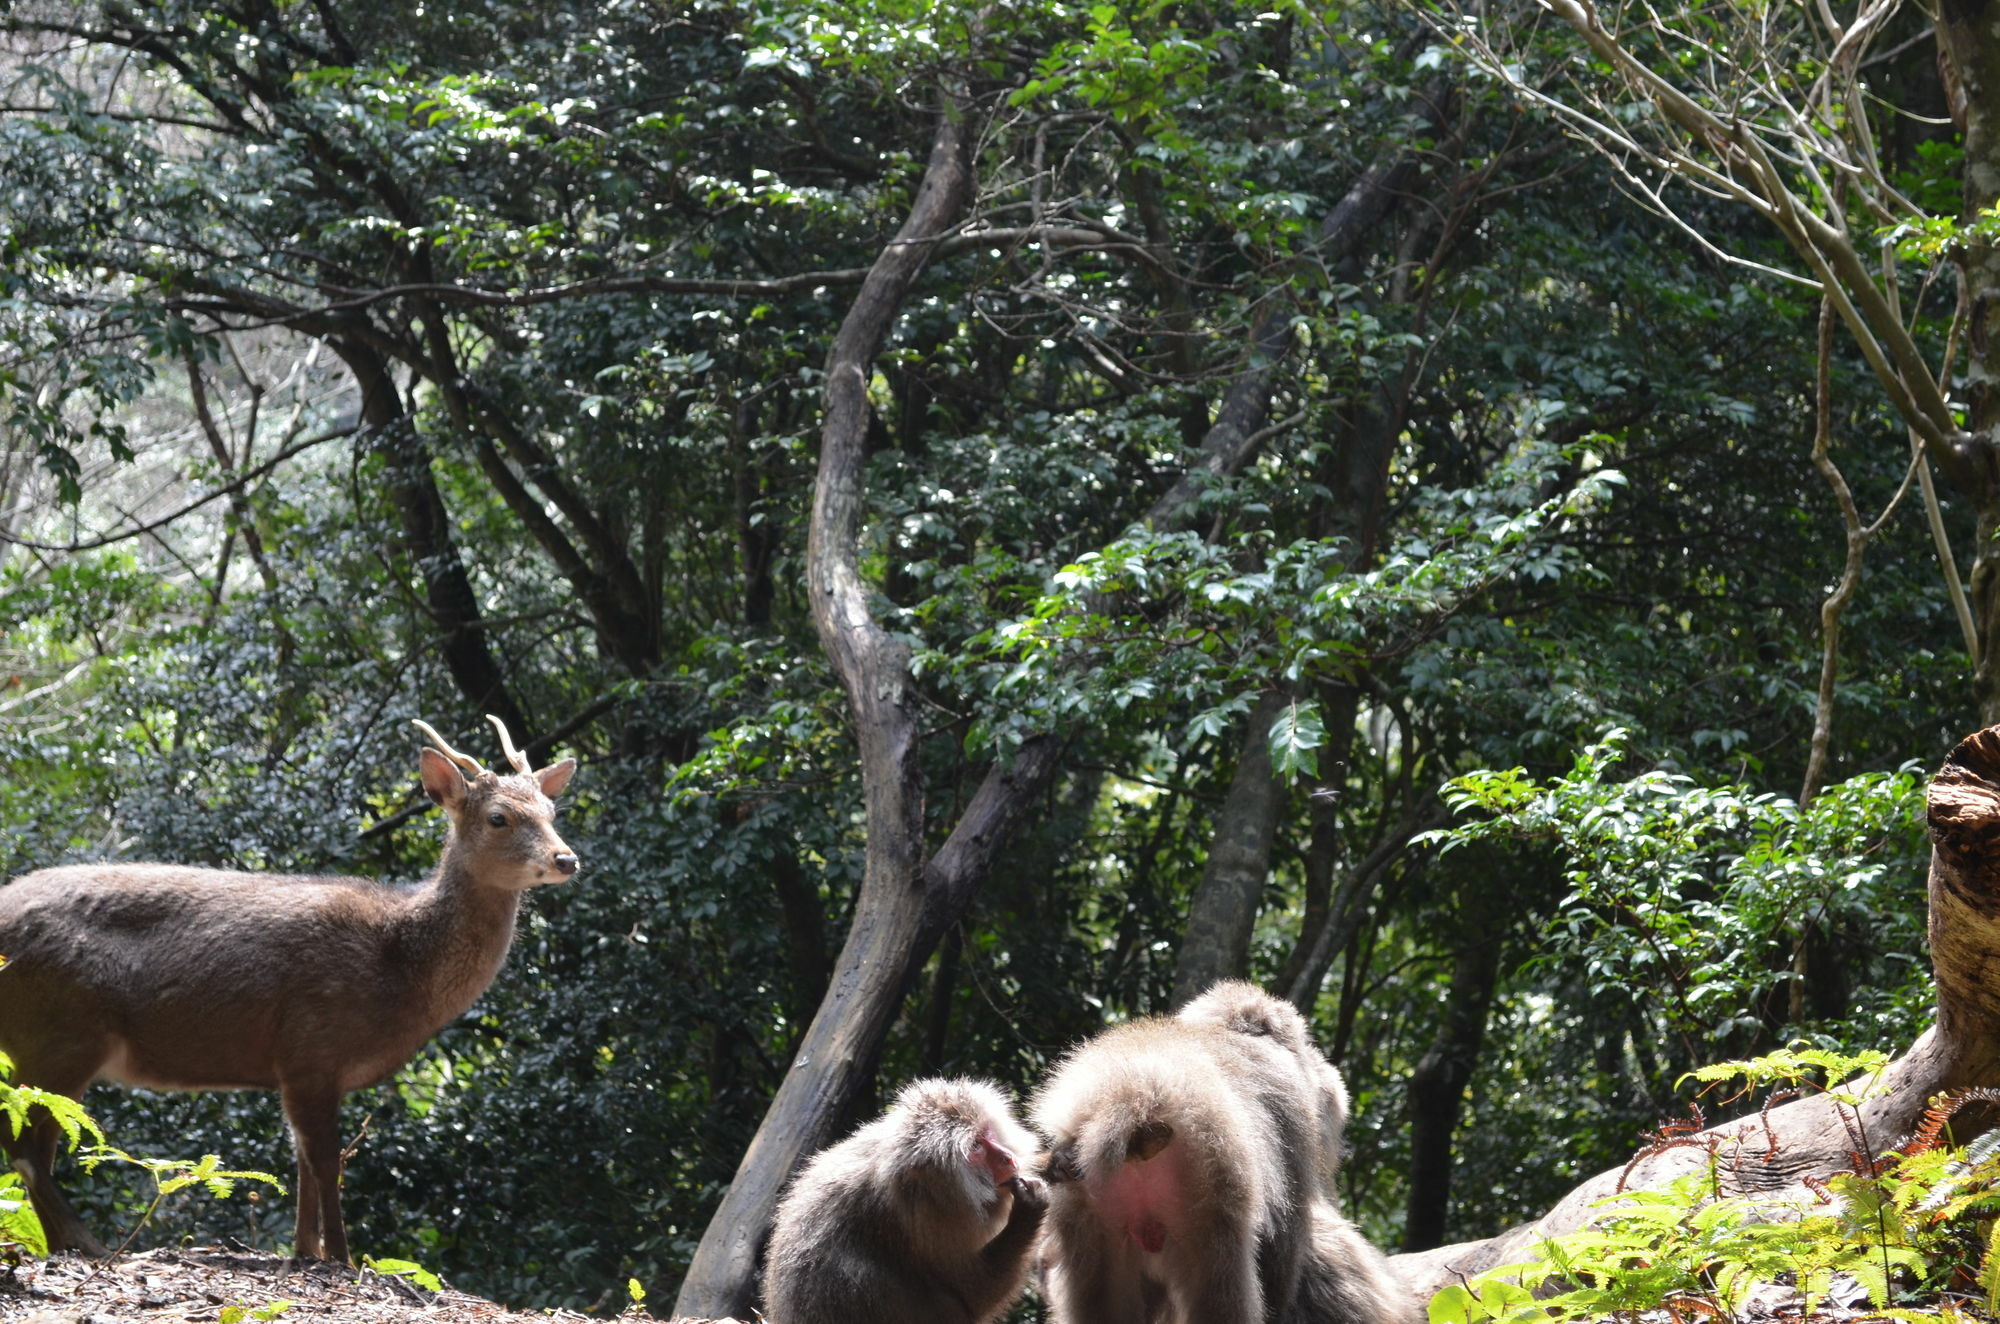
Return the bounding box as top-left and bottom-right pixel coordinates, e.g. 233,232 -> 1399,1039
978,1174 -> 1049,1282
1005,1174 -> 1049,1225
1038,1141 -> 1083,1185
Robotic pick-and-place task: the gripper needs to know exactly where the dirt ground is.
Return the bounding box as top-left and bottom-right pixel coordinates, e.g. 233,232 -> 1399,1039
4,1245 -> 1958,1324
0,1248 -> 747,1324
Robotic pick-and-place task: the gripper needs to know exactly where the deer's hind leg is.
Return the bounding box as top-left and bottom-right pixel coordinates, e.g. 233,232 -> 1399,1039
2,1041 -> 111,1257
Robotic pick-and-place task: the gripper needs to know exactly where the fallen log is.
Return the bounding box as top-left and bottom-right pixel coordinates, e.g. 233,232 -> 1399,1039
1387,723 -> 2000,1304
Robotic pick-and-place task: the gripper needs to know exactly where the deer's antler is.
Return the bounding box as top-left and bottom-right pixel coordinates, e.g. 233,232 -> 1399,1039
486,714 -> 533,775
412,719 -> 485,775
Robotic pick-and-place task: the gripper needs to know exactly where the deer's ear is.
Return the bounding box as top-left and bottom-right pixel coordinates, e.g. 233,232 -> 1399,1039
536,757 -> 577,799
419,747 -> 469,809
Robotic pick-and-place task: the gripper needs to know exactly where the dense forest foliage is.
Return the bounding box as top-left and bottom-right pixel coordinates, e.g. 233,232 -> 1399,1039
0,0 -> 1989,1313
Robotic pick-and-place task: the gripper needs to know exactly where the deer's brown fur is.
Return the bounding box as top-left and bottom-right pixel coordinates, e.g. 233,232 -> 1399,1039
0,717 -> 578,1262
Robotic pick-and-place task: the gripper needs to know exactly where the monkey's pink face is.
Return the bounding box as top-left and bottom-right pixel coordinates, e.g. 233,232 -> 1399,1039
969,1129 -> 1021,1187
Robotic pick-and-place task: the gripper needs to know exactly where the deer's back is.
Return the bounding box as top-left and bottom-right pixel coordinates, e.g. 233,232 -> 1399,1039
0,864 -> 420,1092
0,862 -> 404,952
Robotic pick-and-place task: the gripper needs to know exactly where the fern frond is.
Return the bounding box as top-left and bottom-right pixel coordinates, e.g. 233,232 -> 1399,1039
1979,1218 -> 2000,1315
1965,1126 -> 2000,1169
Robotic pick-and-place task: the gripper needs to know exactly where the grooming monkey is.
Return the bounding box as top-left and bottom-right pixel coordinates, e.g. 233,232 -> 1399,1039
762,1077 -> 1047,1324
1179,981 -> 1415,1324
1034,981 -> 1411,1324
1033,1008 -> 1321,1322
1178,979 -> 1351,1195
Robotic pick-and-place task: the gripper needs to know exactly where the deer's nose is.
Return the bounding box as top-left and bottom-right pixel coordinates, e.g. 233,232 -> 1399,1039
553,852 -> 580,876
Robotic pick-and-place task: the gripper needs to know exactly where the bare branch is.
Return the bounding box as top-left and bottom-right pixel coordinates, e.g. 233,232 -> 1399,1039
0,424 -> 355,552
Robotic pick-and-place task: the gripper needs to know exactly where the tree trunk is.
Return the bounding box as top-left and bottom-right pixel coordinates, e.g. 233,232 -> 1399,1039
1277,747 -> 1351,1000
767,846 -> 828,1045
1387,724 -> 2000,1304
333,338 -> 527,737
1401,934 -> 1503,1252
1163,139 -> 1443,1010
1170,690 -> 1290,1008
670,102 -> 977,1321
1937,0 -> 2000,725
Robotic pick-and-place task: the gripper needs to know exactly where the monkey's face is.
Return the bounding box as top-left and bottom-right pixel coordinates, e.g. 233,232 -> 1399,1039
893,1078 -> 1035,1218
969,1127 -> 1023,1185
926,1117 -> 1021,1209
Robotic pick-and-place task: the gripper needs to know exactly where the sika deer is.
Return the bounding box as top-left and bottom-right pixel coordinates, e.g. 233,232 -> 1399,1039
0,716 -> 578,1262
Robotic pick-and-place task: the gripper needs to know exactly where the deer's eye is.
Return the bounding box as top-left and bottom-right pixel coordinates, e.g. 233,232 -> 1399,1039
487,811 -> 508,828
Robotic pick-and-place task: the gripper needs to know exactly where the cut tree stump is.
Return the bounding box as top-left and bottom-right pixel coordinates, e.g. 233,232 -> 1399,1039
1386,723 -> 2000,1304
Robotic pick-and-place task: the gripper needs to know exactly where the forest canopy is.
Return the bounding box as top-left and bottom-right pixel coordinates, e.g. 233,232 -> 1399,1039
0,0 -> 1989,1313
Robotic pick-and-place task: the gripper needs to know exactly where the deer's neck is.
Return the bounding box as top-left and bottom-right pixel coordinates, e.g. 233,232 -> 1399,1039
397,854 -> 525,1028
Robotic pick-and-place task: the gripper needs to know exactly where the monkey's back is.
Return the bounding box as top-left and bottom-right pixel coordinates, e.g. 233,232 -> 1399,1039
1034,1017 -> 1307,1205
762,1154 -> 893,1322
1285,1202 -> 1421,1324
764,1136 -> 990,1324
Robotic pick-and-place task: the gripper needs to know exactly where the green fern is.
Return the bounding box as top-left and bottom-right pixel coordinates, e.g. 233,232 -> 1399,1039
75,1147 -> 283,1252
0,1050 -> 104,1162
1427,1049 -> 2000,1324
1679,1044 -> 1893,1108
0,1048 -> 104,1254
0,1046 -> 281,1255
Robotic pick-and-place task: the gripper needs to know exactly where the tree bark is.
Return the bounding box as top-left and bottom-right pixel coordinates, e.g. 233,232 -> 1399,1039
333,338 -> 527,736
1937,0 -> 2000,724
1401,934 -> 1503,1252
767,846 -> 828,1044
1278,756 -> 1350,1000
1161,133 -> 1444,1010
1171,690 -> 1290,1008
671,102 -> 980,1322
1387,724 -> 2000,1305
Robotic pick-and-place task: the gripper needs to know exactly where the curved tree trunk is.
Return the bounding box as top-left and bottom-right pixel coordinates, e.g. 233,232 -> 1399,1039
669,102 -> 978,1321
1388,724 -> 2000,1304
675,74 -> 1470,1324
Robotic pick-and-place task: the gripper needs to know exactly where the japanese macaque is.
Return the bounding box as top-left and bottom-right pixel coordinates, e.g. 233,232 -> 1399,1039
1178,982 -> 1415,1324
1032,1008 -> 1321,1322
761,1077 -> 1048,1324
1034,981 -> 1412,1324
1177,980 -> 1351,1194
1288,1204 -> 1420,1324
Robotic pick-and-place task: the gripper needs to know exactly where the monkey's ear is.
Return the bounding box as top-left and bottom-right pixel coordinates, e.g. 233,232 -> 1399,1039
1127,1121 -> 1174,1163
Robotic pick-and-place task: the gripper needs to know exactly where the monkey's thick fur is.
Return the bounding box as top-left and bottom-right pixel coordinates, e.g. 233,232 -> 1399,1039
762,1077 -> 1047,1324
1033,981 -> 1415,1324
1288,1201 -> 1416,1324
1178,979 -> 1353,1197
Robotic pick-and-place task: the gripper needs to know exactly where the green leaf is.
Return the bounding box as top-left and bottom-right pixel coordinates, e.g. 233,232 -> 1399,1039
1268,699 -> 1325,781
1427,1282 -> 1480,1324
364,1257 -> 443,1292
